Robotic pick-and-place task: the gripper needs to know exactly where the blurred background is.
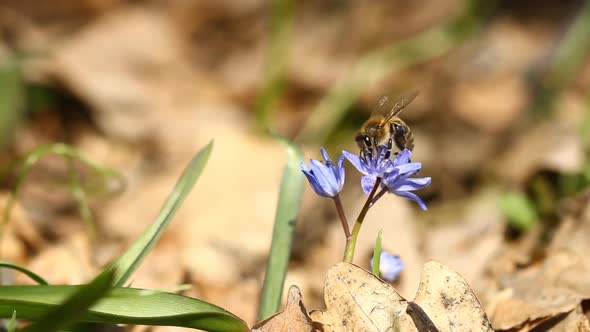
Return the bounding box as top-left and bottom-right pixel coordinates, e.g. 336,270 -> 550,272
1,0 -> 590,330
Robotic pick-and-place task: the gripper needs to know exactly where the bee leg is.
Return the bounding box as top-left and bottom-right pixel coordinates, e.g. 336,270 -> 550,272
384,138 -> 393,159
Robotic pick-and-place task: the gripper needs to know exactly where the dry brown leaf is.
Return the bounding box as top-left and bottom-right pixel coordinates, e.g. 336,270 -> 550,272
531,304 -> 590,332
310,262 -> 416,332
488,276 -> 584,330
413,261 -> 493,332
252,285 -> 315,332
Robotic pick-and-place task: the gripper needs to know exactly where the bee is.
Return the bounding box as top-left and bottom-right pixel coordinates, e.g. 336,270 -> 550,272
355,91 -> 418,160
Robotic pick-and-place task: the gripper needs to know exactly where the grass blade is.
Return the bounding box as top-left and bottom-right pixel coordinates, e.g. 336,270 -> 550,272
0,284 -> 247,331
257,136 -> 304,321
22,269 -> 115,332
107,141 -> 213,287
0,60 -> 24,149
0,261 -> 48,285
371,230 -> 383,276
7,310 -> 16,332
254,0 -> 294,131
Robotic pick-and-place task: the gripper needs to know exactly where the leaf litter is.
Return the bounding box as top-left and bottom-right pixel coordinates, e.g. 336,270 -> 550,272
2,1 -> 590,331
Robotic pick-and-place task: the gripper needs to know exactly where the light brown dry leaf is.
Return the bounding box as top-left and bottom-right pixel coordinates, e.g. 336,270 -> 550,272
488,275 -> 584,330
533,304 -> 590,332
310,262 -> 416,332
253,285 -> 315,332
413,261 -> 494,332
545,213 -> 590,297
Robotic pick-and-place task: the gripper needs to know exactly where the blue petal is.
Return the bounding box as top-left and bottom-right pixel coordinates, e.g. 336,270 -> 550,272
320,147 -> 333,165
394,149 -> 412,166
336,154 -> 346,189
396,162 -> 421,175
310,160 -> 338,196
379,252 -> 404,281
394,177 -> 431,191
361,174 -> 377,195
302,168 -> 328,196
300,161 -> 311,172
342,150 -> 368,174
393,190 -> 428,210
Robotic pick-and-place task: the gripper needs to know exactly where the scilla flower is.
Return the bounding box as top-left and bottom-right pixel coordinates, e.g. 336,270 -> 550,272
301,147 -> 345,198
345,147 -> 430,210
380,149 -> 431,210
370,251 -> 404,282
342,146 -> 395,194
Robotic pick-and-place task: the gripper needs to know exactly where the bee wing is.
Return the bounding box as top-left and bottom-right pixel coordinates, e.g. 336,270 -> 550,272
374,90 -> 419,128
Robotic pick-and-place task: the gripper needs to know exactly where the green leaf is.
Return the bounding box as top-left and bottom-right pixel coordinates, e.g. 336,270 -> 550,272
0,260 -> 48,285
253,0 -> 294,131
106,141 -> 213,287
499,191 -> 538,231
257,136 -> 304,321
22,269 -> 115,332
0,285 -> 247,332
7,310 -> 16,332
0,60 -> 24,149
372,230 -> 383,276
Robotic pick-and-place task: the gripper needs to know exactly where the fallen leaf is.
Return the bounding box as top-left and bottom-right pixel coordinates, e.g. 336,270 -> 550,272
413,261 -> 494,332
253,285 -> 315,332
531,304 -> 590,332
488,275 -> 584,330
310,262 -> 416,332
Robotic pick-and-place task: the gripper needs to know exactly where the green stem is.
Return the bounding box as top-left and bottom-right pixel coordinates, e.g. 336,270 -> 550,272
343,178 -> 382,263
332,194 -> 350,239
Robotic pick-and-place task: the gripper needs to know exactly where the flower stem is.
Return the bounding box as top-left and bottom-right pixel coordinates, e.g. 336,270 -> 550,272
332,195 -> 351,239
343,178 -> 382,263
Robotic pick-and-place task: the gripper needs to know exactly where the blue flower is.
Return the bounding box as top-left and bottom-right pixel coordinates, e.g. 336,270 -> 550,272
301,147 -> 345,198
382,149 -> 431,210
370,251 -> 404,282
342,146 -> 395,194
344,147 -> 431,210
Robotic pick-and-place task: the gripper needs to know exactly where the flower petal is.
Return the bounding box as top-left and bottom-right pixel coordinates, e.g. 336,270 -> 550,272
336,154 -> 346,189
361,174 -> 378,195
396,162 -> 422,175
342,150 -> 368,174
379,252 -> 404,281
301,168 -> 327,196
310,159 -> 338,196
300,161 -> 311,172
394,177 -> 431,191
393,190 -> 428,210
320,147 -> 333,165
393,149 -> 412,166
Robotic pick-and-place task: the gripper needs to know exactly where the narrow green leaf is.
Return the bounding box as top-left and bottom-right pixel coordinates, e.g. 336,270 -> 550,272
0,261 -> 48,285
254,0 -> 294,131
257,136 -> 304,321
107,141 -> 213,287
7,310 -> 16,332
0,285 -> 247,332
22,269 -> 115,332
0,60 -> 24,149
372,230 -> 383,275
